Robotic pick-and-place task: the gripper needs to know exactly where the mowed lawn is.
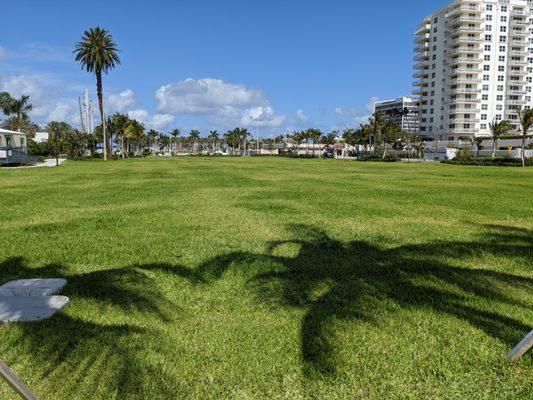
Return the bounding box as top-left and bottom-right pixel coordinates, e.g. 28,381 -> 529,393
0,157 -> 532,399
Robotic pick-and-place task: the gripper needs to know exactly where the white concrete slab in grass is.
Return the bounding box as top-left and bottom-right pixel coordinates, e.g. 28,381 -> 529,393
0,296 -> 69,322
0,278 -> 67,296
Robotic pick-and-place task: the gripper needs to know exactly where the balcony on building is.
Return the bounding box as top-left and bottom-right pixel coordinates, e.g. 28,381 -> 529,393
447,87 -> 481,95
510,29 -> 529,37
510,38 -> 528,47
445,26 -> 483,37
447,4 -> 481,18
447,66 -> 482,76
446,35 -> 483,47
445,45 -> 483,55
414,21 -> 431,36
413,71 -> 430,79
414,33 -> 431,45
414,61 -> 430,70
446,15 -> 483,27
509,49 -> 529,57
413,52 -> 430,62
448,55 -> 483,65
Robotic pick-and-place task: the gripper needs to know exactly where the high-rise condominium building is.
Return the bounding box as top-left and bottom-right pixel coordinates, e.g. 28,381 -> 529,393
413,0 -> 533,140
374,97 -> 419,133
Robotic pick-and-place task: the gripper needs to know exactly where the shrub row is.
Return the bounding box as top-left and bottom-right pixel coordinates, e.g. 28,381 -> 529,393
443,157 -> 533,167
358,155 -> 399,162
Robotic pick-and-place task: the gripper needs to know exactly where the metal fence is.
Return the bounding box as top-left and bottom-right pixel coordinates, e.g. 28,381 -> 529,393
0,147 -> 37,166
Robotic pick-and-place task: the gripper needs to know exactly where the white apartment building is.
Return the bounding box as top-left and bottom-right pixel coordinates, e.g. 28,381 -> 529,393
413,0 -> 533,139
373,97 -> 420,132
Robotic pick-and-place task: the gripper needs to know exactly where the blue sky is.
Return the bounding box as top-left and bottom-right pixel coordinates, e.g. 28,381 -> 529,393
0,0 -> 452,136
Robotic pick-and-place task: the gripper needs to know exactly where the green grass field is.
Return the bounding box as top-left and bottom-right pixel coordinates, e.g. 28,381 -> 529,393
0,157 -> 532,399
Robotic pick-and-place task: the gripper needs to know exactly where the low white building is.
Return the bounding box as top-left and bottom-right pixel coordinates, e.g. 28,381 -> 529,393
0,128 -> 27,149
34,132 -> 49,143
0,128 -> 35,166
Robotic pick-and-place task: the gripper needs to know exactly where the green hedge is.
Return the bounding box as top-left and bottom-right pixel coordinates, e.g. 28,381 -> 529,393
358,155 -> 399,162
443,157 -> 533,167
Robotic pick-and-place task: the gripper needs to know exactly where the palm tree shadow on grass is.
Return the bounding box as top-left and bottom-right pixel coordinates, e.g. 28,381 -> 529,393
0,257 -> 180,398
187,223 -> 532,377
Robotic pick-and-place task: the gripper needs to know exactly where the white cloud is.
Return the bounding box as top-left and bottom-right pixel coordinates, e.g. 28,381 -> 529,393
0,73 -> 80,124
296,109 -> 309,123
127,109 -> 175,131
47,102 -> 74,122
334,106 -> 359,116
150,114 -> 175,130
156,78 -> 267,115
366,96 -> 379,114
127,109 -> 149,123
108,89 -> 135,113
0,74 -> 44,100
239,105 -> 286,128
154,77 -> 288,129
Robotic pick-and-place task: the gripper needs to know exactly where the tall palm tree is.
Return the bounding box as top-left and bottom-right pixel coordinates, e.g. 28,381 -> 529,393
170,129 -> 181,154
147,129 -> 159,154
470,136 -> 484,158
74,27 -> 121,161
159,134 -> 171,153
108,113 -> 129,158
125,120 -> 145,156
189,130 -> 201,154
321,131 -> 337,154
488,119 -> 510,159
0,92 -> 14,115
208,130 -> 219,154
3,95 -> 33,131
381,120 -> 401,159
237,128 -> 250,156
517,107 -> 533,167
368,111 -> 385,154
223,130 -> 240,155
292,131 -> 304,156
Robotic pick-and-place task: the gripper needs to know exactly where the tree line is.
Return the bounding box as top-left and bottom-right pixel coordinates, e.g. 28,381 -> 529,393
2,25 -> 532,166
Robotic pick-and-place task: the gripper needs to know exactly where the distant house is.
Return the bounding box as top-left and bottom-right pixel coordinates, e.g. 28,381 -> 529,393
0,128 -> 36,166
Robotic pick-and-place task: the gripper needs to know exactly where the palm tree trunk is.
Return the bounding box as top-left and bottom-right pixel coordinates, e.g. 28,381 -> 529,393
521,133 -> 526,167
96,71 -> 107,161
492,139 -> 497,160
